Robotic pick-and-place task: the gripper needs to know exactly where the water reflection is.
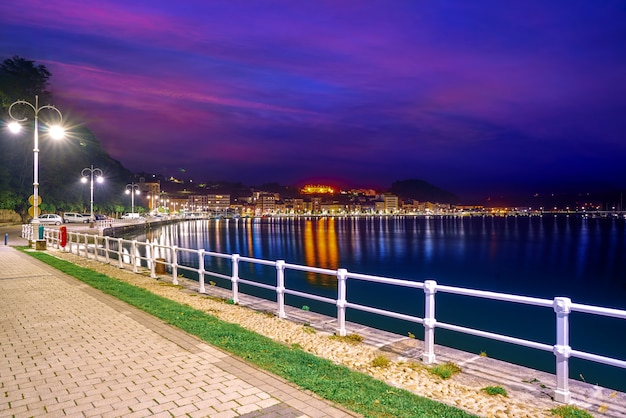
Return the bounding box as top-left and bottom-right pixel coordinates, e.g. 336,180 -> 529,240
124,215 -> 626,308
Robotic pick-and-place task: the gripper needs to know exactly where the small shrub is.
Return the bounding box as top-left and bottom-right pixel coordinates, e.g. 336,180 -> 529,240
550,405 -> 593,418
301,305 -> 310,311
209,281 -> 216,286
303,325 -> 316,334
481,386 -> 507,397
429,362 -> 461,379
226,298 -> 235,305
330,333 -> 364,344
371,355 -> 390,368
407,331 -> 415,339
479,351 -> 488,357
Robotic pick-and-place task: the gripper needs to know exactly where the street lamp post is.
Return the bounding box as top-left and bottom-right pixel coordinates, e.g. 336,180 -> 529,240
125,183 -> 140,216
81,165 -> 103,221
8,95 -> 64,224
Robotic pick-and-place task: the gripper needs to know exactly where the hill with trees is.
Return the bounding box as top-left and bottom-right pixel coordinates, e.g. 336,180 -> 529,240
388,179 -> 459,203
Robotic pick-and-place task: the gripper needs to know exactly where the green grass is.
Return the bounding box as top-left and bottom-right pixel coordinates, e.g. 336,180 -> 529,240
481,386 -> 508,397
550,405 -> 594,418
22,249 -> 477,418
429,362 -> 462,379
330,332 -> 364,344
371,355 -> 391,368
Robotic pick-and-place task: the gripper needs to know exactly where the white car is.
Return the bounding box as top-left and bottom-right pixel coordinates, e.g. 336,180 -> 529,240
121,213 -> 141,219
36,214 -> 64,225
63,212 -> 89,223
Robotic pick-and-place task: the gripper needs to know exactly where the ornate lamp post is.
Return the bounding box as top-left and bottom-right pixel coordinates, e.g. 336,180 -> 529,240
125,183 -> 140,216
8,95 -> 64,224
81,165 -> 104,221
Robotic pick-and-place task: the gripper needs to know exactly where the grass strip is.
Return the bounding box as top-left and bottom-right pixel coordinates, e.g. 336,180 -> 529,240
23,249 -> 476,418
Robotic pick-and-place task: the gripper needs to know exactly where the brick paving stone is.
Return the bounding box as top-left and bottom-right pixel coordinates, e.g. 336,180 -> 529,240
0,246 -> 360,418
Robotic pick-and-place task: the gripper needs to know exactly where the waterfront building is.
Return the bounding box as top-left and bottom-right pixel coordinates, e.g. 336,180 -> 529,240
320,202 -> 347,215
207,194 -> 231,214
310,197 -> 322,213
284,198 -> 305,214
139,179 -> 160,211
188,194 -> 209,212
382,193 -> 399,213
257,194 -> 276,215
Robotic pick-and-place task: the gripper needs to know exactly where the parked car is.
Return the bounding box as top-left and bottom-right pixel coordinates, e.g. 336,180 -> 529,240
93,214 -> 108,221
63,212 -> 89,223
37,214 -> 64,225
121,213 -> 141,219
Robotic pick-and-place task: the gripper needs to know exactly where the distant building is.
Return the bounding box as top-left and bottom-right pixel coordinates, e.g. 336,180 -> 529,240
320,202 -> 346,214
309,197 -> 322,213
346,188 -> 377,197
139,180 -> 160,211
284,198 -> 305,214
382,193 -> 399,213
207,194 -> 231,213
301,184 -> 335,194
188,195 -> 208,211
257,194 -> 276,215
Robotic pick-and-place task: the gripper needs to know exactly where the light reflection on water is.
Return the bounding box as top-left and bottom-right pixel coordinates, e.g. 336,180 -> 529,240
124,215 -> 626,391
132,215 -> 626,304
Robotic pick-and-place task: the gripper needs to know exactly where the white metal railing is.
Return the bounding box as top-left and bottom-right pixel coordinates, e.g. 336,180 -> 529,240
35,226 -> 626,404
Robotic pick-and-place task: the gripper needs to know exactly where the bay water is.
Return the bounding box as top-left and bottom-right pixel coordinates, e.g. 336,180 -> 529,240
123,215 -> 626,391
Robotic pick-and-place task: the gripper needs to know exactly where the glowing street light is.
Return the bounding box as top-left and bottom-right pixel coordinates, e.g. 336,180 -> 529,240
125,183 -> 140,217
81,165 -> 104,222
8,95 -> 64,224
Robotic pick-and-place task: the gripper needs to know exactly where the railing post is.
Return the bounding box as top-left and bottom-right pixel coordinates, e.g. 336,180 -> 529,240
117,238 -> 124,268
83,233 -> 89,258
172,246 -> 179,285
276,260 -> 286,319
553,297 -> 572,404
423,280 -> 437,364
131,240 -> 138,273
231,254 -> 240,304
104,236 -> 110,264
149,240 -> 156,278
93,236 -> 99,262
198,249 -> 206,293
336,268 -> 347,336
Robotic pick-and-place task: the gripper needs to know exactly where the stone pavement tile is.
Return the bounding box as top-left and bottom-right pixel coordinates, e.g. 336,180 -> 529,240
0,247 -> 360,417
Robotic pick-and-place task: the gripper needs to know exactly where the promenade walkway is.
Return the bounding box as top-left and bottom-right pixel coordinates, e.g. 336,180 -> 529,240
0,229 -> 359,417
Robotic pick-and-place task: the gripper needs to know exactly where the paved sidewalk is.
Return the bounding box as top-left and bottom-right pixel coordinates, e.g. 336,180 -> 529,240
0,244 -> 360,417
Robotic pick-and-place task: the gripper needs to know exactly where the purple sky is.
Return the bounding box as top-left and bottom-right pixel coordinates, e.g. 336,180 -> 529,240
1,1 -> 625,201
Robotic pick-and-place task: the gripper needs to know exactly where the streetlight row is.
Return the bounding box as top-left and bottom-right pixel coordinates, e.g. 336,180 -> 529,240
6,96 -> 147,222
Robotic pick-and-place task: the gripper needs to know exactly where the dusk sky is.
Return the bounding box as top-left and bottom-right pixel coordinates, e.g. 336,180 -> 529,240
1,1 -> 625,201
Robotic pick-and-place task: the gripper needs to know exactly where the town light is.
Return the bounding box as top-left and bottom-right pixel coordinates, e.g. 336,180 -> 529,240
7,95 -> 64,224
125,183 -> 141,217
81,165 -> 104,222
